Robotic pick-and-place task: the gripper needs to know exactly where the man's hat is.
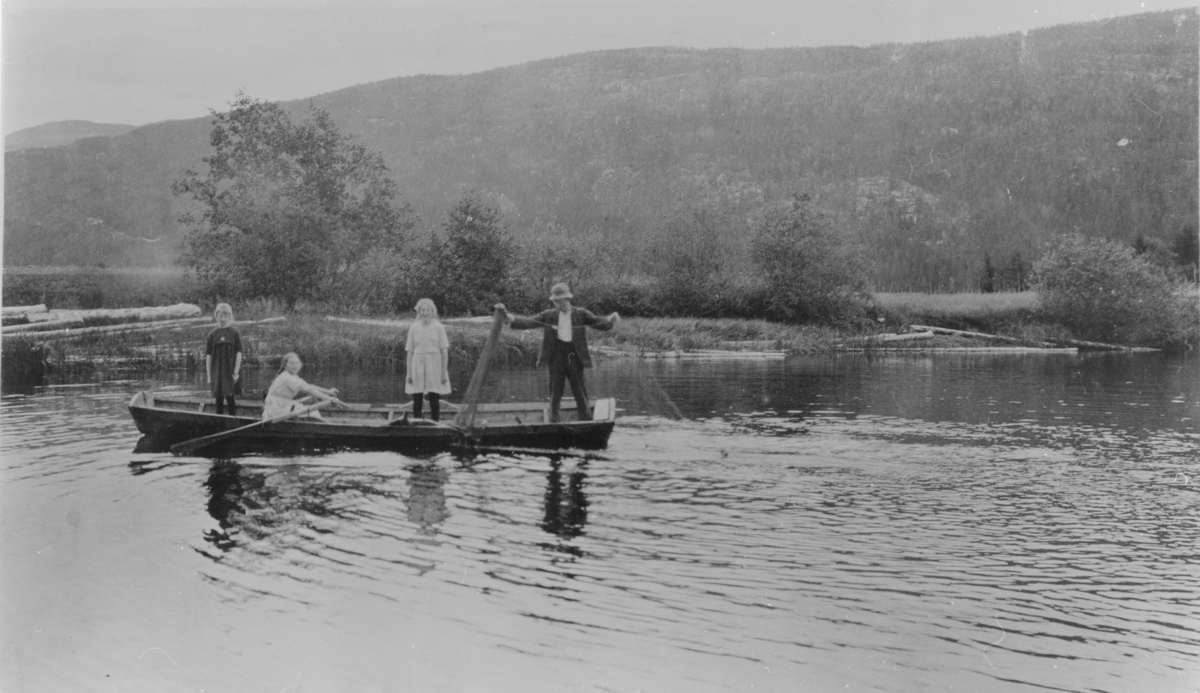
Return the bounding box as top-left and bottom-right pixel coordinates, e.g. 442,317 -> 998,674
549,283 -> 573,300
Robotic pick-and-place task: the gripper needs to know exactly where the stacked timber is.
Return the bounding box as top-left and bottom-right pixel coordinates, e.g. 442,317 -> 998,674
2,304 -> 48,317
591,345 -> 787,359
909,325 -> 1061,348
840,331 -> 935,346
909,324 -> 1157,352
2,303 -> 284,341
21,303 -> 202,324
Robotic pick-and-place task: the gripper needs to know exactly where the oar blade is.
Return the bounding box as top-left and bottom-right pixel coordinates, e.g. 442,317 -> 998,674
169,400 -> 333,454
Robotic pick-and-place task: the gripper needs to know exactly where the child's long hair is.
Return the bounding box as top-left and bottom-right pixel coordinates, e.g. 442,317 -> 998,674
414,298 -> 439,320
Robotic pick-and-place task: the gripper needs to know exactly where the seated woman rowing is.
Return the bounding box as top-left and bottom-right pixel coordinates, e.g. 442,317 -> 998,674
262,352 -> 343,420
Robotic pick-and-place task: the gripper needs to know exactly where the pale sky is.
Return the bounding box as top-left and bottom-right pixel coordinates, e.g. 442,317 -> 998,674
0,0 -> 1186,135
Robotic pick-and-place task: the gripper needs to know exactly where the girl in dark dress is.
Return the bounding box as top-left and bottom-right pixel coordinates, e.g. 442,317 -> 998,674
205,303 -> 243,416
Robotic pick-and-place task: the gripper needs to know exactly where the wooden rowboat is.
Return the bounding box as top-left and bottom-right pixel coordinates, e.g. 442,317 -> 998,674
128,391 -> 617,455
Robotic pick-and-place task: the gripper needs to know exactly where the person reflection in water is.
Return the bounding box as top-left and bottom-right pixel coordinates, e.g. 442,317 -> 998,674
541,460 -> 589,541
203,460 -> 248,551
406,464 -> 450,535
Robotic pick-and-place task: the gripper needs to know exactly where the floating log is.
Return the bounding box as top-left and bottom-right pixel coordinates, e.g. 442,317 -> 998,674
718,340 -> 780,349
837,347 -> 1080,353
23,303 -> 202,324
1,304 -> 48,316
3,317 -> 87,333
1043,337 -> 1160,353
328,315 -> 498,330
592,346 -> 786,359
909,324 -> 1063,348
327,316 -> 411,329
842,331 -> 935,345
1,316 -> 285,342
3,316 -> 211,340
443,316 -> 498,325
173,316 -> 286,329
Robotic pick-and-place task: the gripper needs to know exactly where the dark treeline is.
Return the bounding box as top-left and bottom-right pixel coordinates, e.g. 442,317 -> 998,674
4,10 -> 1197,292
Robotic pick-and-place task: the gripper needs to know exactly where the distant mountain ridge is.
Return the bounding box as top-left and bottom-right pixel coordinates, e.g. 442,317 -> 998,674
5,120 -> 137,152
4,9 -> 1196,290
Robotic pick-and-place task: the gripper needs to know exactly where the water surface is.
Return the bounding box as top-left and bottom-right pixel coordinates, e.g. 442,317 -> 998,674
2,353 -> 1197,692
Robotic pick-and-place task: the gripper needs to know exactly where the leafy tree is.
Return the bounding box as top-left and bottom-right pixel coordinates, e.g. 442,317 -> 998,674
173,93 -> 413,307
433,193 -> 514,315
1033,233 -> 1195,345
749,194 -> 868,324
646,210 -> 735,316
509,221 -> 609,313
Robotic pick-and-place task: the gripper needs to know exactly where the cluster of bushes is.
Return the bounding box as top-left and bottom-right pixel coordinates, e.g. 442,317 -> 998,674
314,192 -> 875,328
1032,233 -> 1198,347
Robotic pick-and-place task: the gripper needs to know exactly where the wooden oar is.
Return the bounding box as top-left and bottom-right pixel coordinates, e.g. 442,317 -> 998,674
170,400 -> 334,454
455,305 -> 507,431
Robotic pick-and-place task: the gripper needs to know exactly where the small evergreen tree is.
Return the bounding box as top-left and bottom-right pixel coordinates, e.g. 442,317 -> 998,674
980,254 -> 996,293
997,251 -> 1030,292
1172,225 -> 1199,282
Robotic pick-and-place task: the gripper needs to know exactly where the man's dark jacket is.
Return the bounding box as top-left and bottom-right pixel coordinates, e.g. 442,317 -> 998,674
509,307 -> 614,368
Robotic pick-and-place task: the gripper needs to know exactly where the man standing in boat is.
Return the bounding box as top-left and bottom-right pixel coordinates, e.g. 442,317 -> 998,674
504,283 -> 619,422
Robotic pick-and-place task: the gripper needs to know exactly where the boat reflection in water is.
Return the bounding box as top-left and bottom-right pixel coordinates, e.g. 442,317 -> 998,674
132,447 -> 591,560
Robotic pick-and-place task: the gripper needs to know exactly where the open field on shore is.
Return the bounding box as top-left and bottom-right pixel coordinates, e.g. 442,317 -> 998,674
873,291 -> 1039,328
874,291 -> 1037,315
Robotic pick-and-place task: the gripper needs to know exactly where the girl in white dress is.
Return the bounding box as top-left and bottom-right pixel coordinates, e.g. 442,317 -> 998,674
262,352 -> 342,419
405,298 -> 451,421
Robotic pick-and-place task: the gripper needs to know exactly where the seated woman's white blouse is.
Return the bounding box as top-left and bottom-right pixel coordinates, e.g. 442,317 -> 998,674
262,371 -> 314,419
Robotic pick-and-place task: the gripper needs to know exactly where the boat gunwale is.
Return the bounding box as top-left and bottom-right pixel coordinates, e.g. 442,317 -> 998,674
128,391 -> 617,438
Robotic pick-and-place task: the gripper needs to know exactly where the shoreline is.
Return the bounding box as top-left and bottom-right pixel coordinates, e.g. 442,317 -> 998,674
3,310 -> 1157,390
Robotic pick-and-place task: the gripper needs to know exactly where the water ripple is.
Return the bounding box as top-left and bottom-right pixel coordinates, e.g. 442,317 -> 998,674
2,361 -> 1198,693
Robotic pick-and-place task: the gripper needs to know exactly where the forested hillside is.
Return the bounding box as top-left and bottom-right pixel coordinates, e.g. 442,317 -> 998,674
4,9 -> 1196,290
4,121 -> 137,152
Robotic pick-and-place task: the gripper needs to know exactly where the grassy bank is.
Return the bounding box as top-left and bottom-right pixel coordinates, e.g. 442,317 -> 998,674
0,311 -> 849,389
4,268 -> 1195,388
4,266 -> 1192,345
1,313 -> 540,378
